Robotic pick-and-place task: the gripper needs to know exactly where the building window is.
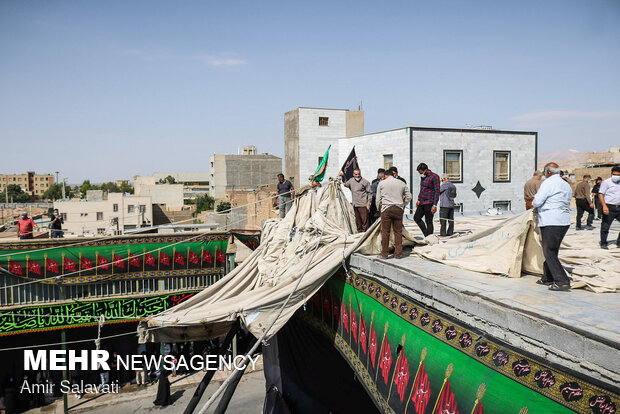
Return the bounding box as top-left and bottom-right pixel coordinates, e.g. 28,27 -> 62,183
61,213 -> 67,221
139,205 -> 146,213
454,203 -> 463,213
383,154 -> 393,170
96,212 -> 104,221
97,228 -> 106,235
80,213 -> 88,217
128,205 -> 135,213
493,200 -> 511,211
493,151 -> 511,182
443,150 -> 463,183
318,117 -> 329,126
602,157 -> 606,162
318,156 -> 324,166
113,203 -> 118,212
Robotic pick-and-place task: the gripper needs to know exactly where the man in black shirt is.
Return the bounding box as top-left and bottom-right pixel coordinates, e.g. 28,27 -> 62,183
276,174 -> 295,219
592,177 -> 603,220
391,166 -> 407,184
50,209 -> 64,238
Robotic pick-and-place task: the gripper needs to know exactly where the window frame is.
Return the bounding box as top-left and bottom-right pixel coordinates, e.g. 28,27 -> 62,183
96,212 -> 104,221
443,149 -> 464,183
318,117 -> 329,126
493,150 -> 511,183
383,154 -> 393,171
128,204 -> 135,213
113,203 -> 118,212
493,200 -> 512,211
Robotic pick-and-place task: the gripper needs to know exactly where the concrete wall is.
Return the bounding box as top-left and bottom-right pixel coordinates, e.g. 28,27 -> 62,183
54,193 -> 153,236
210,154 -> 282,200
135,184 -> 184,209
134,176 -> 156,195
338,128 -> 537,212
573,166 -> 617,182
284,109 -> 300,185
346,110 -> 364,137
298,108 -> 349,187
411,129 -> 537,212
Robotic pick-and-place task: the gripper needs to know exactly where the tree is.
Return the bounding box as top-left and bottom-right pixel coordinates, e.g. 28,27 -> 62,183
158,175 -> 176,184
119,182 -> 134,194
0,184 -> 31,203
80,180 -> 96,198
43,183 -> 63,200
194,194 -> 215,216
100,182 -> 121,193
216,201 -> 231,213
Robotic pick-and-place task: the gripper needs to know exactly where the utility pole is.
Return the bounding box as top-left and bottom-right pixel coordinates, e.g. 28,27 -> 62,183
62,179 -> 66,199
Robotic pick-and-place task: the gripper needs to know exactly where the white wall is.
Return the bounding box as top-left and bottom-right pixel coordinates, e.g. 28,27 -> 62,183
135,184 -> 184,209
54,193 -> 153,236
411,129 -> 536,212
299,108 -> 348,186
338,128 -> 537,212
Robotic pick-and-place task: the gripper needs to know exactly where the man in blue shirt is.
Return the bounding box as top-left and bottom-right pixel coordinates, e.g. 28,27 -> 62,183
532,162 -> 572,291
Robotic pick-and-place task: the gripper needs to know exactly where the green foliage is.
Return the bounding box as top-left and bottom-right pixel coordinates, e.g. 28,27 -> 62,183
100,182 -> 121,193
0,184 -> 31,203
43,183 -> 63,200
119,181 -> 134,194
79,180 -> 94,198
158,175 -> 176,184
216,201 -> 231,213
195,194 -> 215,215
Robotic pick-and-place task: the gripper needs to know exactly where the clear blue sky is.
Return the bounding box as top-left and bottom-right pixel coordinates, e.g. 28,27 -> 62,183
1,0 -> 619,183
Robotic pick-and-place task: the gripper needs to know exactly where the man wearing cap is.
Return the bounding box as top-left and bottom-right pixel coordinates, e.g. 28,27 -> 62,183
17,212 -> 39,240
598,166 -> 620,249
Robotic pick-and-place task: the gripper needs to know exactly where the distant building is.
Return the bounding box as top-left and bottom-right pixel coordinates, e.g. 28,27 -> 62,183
116,179 -> 129,187
54,193 -> 153,236
134,172 -> 211,201
134,183 -> 184,210
285,107 -> 538,212
0,171 -> 55,197
209,147 -> 282,200
574,146 -> 620,181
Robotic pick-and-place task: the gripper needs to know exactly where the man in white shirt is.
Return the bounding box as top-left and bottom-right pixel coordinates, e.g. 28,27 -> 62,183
598,166 -> 620,249
532,162 -> 572,291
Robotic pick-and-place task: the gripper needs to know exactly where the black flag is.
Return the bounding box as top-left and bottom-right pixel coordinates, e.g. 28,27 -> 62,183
340,147 -> 359,181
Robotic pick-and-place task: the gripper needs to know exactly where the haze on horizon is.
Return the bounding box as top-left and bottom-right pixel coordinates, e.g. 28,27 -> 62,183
1,0 -> 619,183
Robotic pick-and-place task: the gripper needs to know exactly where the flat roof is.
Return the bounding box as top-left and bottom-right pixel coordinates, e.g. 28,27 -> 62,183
345,126 -> 537,139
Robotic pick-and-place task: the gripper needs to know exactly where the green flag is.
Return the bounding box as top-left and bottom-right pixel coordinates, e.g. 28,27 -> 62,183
311,145 -> 331,182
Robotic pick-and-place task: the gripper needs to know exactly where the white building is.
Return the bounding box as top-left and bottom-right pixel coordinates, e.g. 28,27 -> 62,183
54,193 -> 153,236
285,107 -> 538,212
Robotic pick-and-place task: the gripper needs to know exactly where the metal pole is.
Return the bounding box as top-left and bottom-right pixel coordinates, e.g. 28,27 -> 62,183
183,321 -> 240,414
59,286 -> 68,414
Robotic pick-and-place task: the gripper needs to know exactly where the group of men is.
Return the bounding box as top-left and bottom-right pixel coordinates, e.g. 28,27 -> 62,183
275,162 -> 459,259
15,209 -> 64,240
527,164 -> 620,291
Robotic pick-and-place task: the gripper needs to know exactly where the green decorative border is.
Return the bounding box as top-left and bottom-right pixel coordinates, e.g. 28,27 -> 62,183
0,232 -> 229,251
0,290 -> 200,336
343,270 -> 619,413
304,269 -> 618,414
